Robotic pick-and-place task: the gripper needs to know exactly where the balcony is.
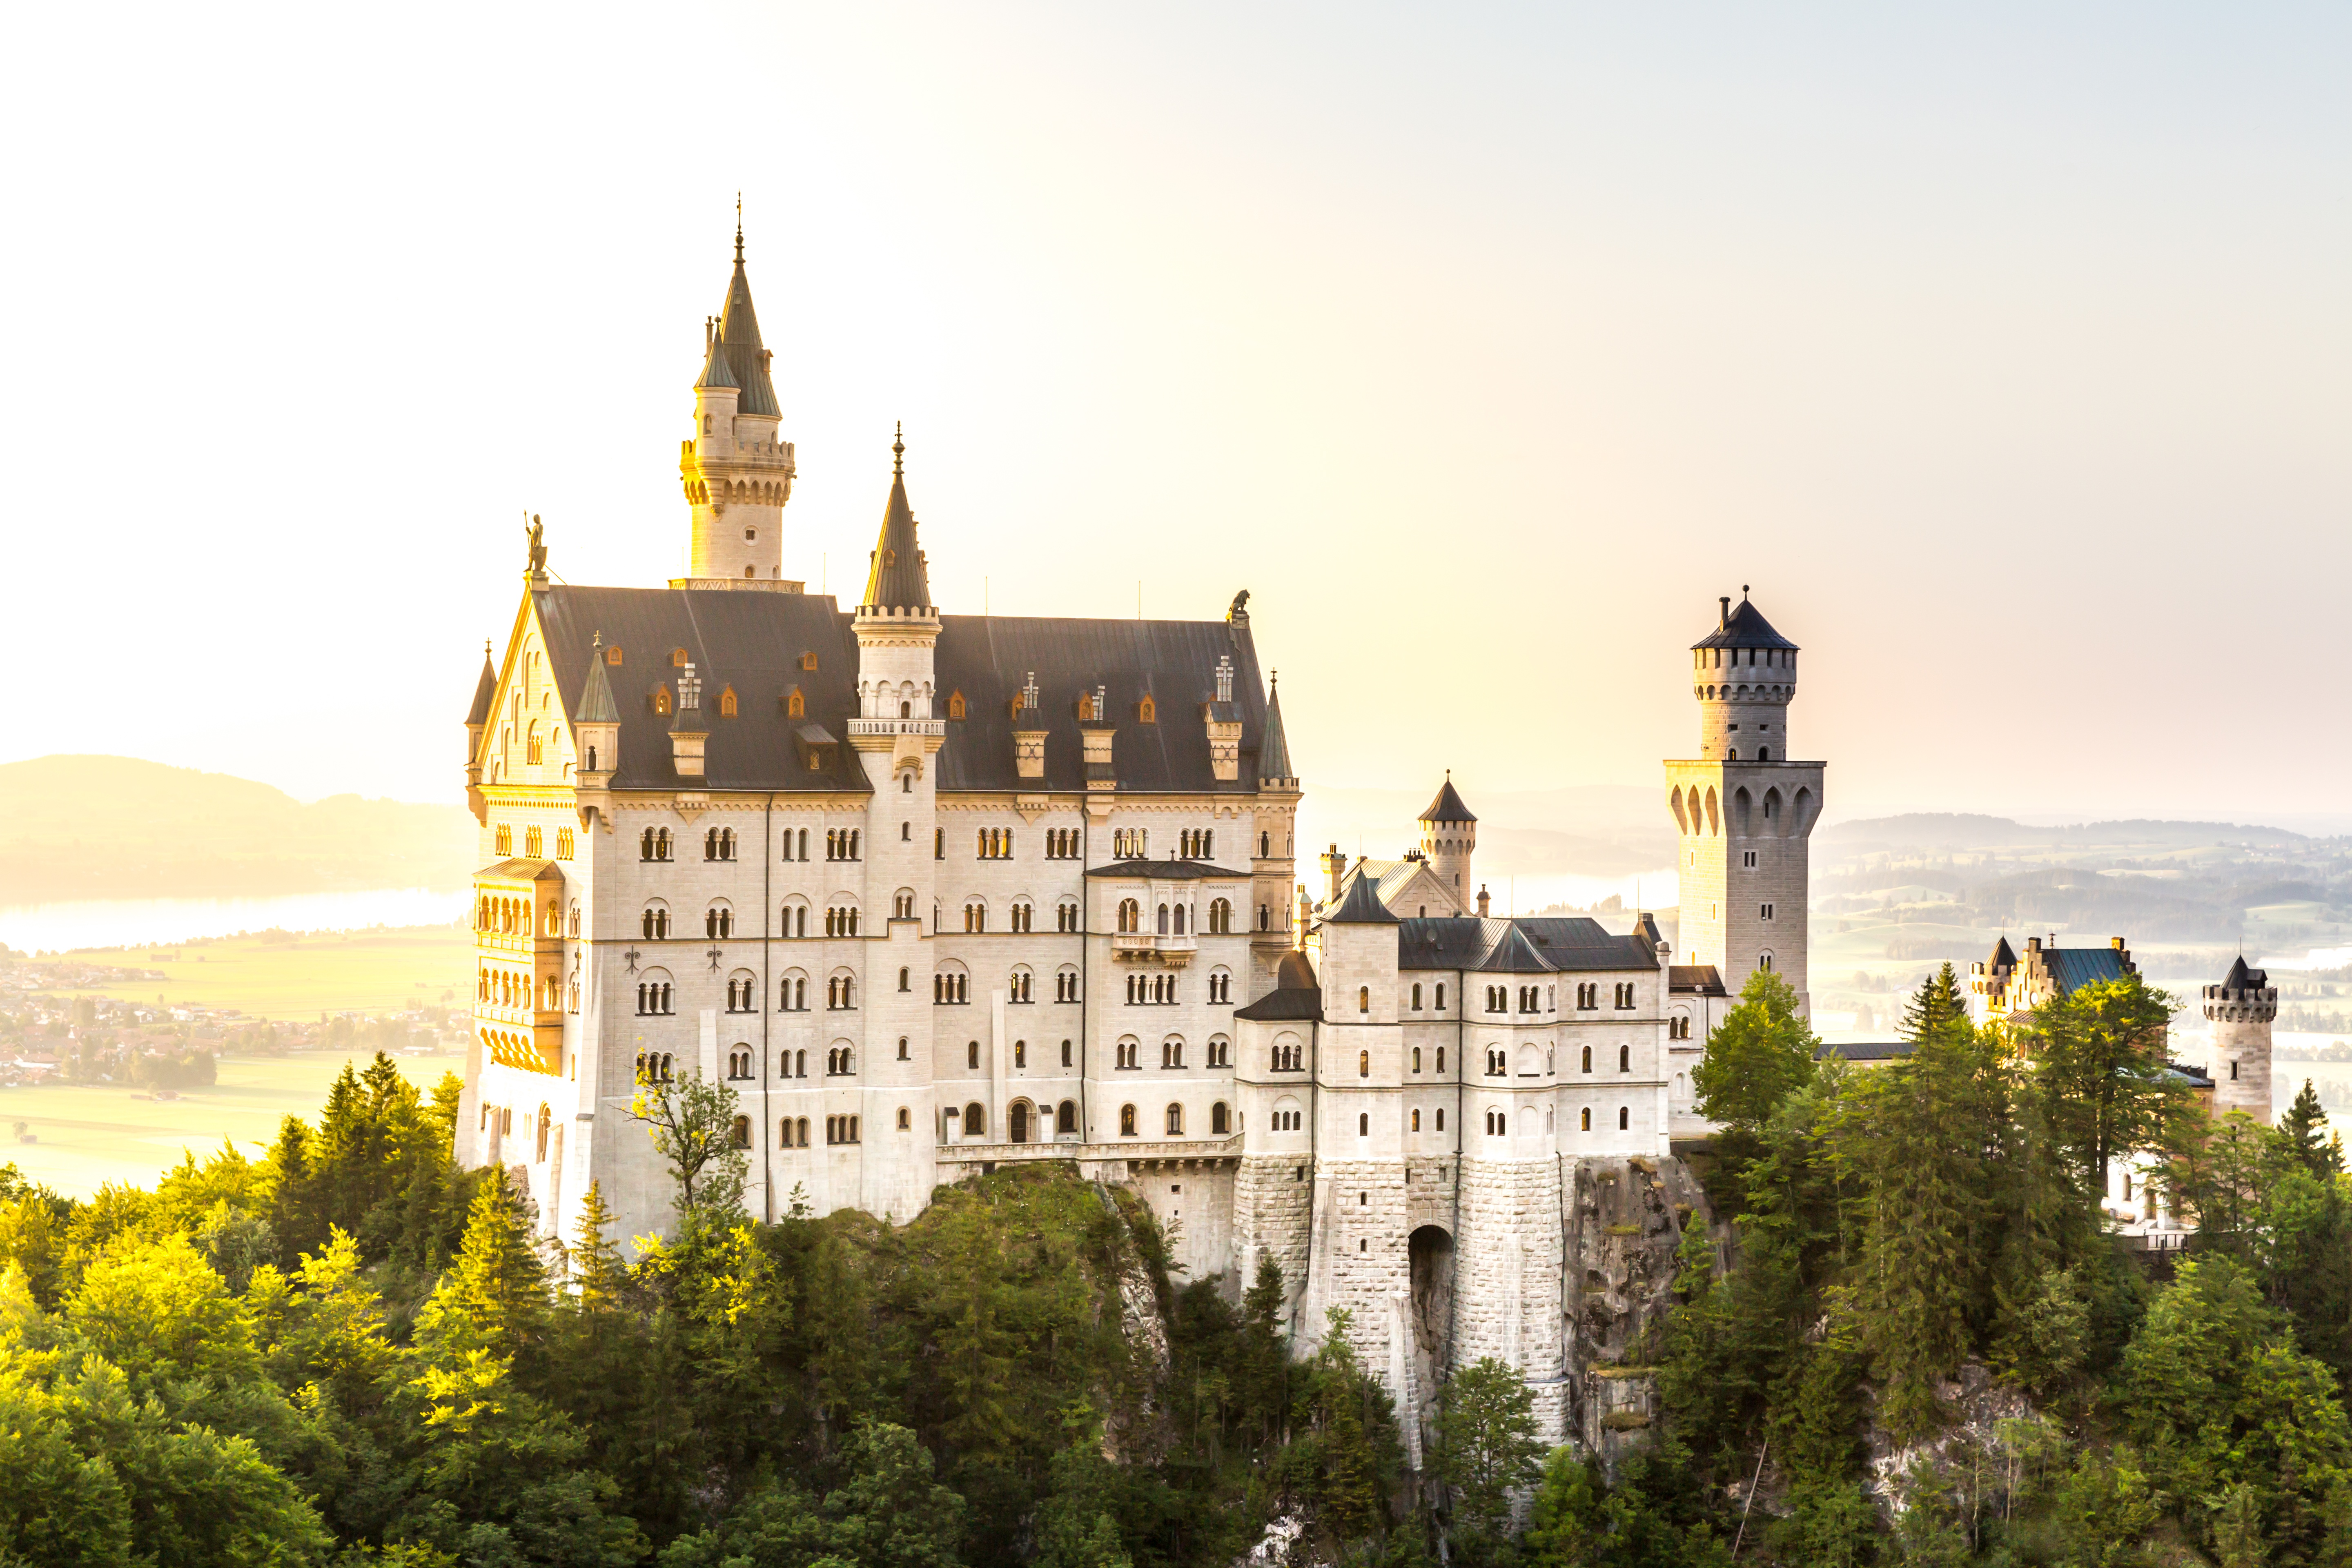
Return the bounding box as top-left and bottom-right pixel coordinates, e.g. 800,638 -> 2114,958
846,717 -> 946,739
1113,932 -> 1197,965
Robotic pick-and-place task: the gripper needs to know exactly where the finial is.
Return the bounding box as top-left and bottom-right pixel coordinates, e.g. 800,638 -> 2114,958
892,421 -> 904,477
1742,584 -> 1750,599
592,630 -> 603,650
734,193 -> 744,263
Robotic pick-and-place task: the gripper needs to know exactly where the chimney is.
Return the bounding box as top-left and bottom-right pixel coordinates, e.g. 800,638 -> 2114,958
1013,670 -> 1047,779
1719,595 -> 1731,629
1323,844 -> 1345,903
1476,885 -> 1491,918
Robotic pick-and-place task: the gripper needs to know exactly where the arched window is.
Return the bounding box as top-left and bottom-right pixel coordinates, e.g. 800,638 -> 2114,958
1358,1112 -> 1369,1136
1157,903 -> 1170,935
1058,1100 -> 1078,1135
1166,1103 -> 1183,1135
1581,1045 -> 1592,1073
1211,1102 -> 1229,1134
728,1116 -> 751,1149
1619,1106 -> 1630,1130
1119,1104 -> 1138,1137
1619,1044 -> 1630,1072
1118,899 -> 1140,933
1411,983 -> 1423,1010
1580,1107 -> 1592,1131
964,1102 -> 985,1139
1359,1049 -> 1370,1078
1359,986 -> 1370,1013
968,1040 -> 980,1069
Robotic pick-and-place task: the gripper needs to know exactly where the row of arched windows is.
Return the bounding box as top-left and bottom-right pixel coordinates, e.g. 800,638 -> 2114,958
1126,973 -> 1179,1004
703,827 -> 736,862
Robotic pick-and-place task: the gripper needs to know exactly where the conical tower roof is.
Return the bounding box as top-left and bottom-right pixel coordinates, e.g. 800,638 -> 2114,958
1328,870 -> 1400,924
695,328 -> 738,391
1692,589 -> 1798,651
1258,675 -> 1294,782
466,641 -> 497,726
709,222 -> 780,417
860,426 -> 932,611
2221,955 -> 2267,991
573,633 -> 620,724
1420,774 -> 1474,824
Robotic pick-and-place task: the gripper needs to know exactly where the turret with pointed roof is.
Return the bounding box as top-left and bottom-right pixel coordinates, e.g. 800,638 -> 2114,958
1417,771 -> 1477,906
860,425 -> 933,612
677,216 -> 799,588
2205,953 -> 2278,1121
1258,675 -> 1295,786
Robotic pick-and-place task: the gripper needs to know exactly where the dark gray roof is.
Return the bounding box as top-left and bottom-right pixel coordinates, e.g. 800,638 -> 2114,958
2221,956 -> 2267,991
1235,986 -> 1323,1021
1818,1040 -> 1914,1062
1394,916 -> 1654,974
1669,964 -> 1726,995
2167,1061 -> 2215,1090
861,430 -> 932,611
467,644 -> 498,726
695,330 -> 738,390
1989,935 -> 2017,969
528,584 -> 1277,795
1477,923 -> 1553,973
1692,595 -> 1798,652
572,635 -> 620,724
1083,860 -> 1251,880
1328,874 -> 1401,924
710,236 -> 779,418
1420,776 -> 1475,824
2043,947 -> 2132,998
1259,679 -> 1294,782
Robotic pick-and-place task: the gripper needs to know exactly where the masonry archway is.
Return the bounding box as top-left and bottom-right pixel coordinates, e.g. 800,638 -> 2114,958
1407,1224 -> 1456,1453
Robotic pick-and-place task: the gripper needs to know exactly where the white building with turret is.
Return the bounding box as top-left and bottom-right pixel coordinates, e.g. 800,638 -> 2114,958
457,226 -> 1829,1454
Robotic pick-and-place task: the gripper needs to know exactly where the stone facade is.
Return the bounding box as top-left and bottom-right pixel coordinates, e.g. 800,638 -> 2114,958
2205,957 -> 2277,1121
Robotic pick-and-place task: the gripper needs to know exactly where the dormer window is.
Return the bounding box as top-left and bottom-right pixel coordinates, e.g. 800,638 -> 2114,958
719,686 -> 738,718
1138,695 -> 1156,723
800,651 -> 818,671
947,690 -> 967,720
672,648 -> 688,667
1078,692 -> 1097,722
653,685 -> 673,717
606,645 -> 623,666
785,686 -> 806,719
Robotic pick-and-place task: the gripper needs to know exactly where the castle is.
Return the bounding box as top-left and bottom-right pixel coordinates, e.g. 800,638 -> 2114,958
457,228 -> 1829,1450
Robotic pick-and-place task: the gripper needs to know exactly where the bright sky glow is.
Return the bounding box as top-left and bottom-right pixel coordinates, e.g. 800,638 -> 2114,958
1,4 -> 2345,821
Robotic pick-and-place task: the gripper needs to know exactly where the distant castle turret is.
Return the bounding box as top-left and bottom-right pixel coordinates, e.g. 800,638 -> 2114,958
2204,956 -> 2276,1122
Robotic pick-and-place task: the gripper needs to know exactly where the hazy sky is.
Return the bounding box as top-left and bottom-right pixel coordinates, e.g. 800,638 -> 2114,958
2,4 -> 2345,825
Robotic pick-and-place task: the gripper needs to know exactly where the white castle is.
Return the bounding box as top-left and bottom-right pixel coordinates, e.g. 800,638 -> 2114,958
458,229 -> 1826,1449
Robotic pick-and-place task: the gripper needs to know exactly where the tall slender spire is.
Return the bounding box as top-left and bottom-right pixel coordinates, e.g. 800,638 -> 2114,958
1258,672 -> 1294,784
710,219 -> 778,416
861,426 -> 931,611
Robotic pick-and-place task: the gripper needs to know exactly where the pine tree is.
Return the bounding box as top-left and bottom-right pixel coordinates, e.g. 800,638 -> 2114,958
1691,968 -> 1821,1177
1899,963 -> 1967,1042
426,1165 -> 548,1360
2282,1080 -> 2339,1179
1240,1253 -> 1290,1443
568,1179 -> 626,1306
1434,1356 -> 1544,1559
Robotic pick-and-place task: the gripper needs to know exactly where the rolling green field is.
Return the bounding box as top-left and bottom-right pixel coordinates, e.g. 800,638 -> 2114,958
0,1050 -> 459,1199
46,924 -> 474,1020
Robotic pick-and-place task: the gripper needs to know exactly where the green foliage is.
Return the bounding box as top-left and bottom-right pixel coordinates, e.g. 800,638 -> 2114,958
1690,967 -> 1820,1171
1434,1356 -> 1544,1559
2018,973 -> 2184,1199
628,1065 -> 750,1225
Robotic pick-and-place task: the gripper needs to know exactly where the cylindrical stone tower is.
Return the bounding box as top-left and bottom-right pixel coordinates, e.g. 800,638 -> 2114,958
2204,957 -> 2276,1122
1417,776 -> 1477,910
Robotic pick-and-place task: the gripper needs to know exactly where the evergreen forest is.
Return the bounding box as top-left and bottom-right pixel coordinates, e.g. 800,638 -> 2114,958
1,965 -> 2350,1566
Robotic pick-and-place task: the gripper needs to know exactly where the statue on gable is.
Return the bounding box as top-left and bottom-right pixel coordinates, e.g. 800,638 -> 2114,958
524,513 -> 548,575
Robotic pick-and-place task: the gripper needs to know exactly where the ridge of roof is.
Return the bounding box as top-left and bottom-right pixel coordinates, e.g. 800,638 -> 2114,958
1420,775 -> 1475,824
572,633 -> 620,724
1691,594 -> 1798,652
466,642 -> 498,726
861,427 -> 932,611
1477,923 -> 1555,974
1259,676 -> 1294,782
2221,955 -> 2267,991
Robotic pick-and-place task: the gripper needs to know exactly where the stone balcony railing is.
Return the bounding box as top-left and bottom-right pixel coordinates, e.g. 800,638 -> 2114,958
1111,932 -> 1197,963
935,1133 -> 1243,1167
846,717 -> 947,739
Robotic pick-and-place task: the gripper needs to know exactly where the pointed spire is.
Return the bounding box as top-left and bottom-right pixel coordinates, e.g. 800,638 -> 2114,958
861,425 -> 931,611
695,327 -> 738,391
466,639 -> 498,726
1258,672 -> 1294,783
573,632 -> 621,724
708,219 -> 779,416
1420,772 -> 1475,825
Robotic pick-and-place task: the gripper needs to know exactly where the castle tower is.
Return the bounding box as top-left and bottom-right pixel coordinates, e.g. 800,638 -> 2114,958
849,427 -> 946,1218
1664,590 -> 1823,1013
676,219 -> 800,588
2205,956 -> 2277,1122
1417,775 -> 1476,908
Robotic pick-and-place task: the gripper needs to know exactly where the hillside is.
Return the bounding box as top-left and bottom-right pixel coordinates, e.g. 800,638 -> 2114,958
0,755 -> 476,902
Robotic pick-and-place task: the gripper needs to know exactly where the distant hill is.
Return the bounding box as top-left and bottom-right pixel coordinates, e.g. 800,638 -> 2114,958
1819,812 -> 2312,851
0,755 -> 476,903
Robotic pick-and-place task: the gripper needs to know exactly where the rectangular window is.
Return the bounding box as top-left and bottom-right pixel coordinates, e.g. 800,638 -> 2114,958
1760,903 -> 1774,920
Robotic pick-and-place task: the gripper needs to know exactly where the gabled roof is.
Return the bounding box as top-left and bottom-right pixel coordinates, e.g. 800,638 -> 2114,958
476,857 -> 564,884
572,635 -> 620,724
2221,956 -> 2268,991
711,232 -> 780,417
1419,776 -> 1475,824
1328,873 -> 1400,925
1477,923 -> 1554,974
1259,678 -> 1294,782
2042,946 -> 2132,998
1393,915 -> 1654,974
1692,594 -> 1798,652
861,430 -> 932,612
466,644 -> 498,726
1235,949 -> 1322,1021
522,584 -> 1277,794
